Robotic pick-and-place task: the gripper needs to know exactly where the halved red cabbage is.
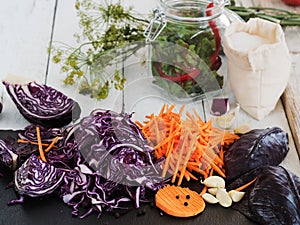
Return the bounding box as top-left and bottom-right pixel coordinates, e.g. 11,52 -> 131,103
3,81 -> 81,128
14,154 -> 65,197
0,139 -> 18,171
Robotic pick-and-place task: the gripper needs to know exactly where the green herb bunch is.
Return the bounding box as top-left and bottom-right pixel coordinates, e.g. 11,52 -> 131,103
51,0 -> 148,100
227,1 -> 300,26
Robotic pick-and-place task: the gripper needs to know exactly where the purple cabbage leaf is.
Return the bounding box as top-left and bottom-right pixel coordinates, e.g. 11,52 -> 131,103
2,81 -> 81,128
12,154 -> 65,199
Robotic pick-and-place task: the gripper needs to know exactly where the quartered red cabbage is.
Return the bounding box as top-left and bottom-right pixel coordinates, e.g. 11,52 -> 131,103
0,139 -> 18,171
13,154 -> 65,198
2,81 -> 81,128
224,127 -> 289,181
228,166 -> 300,225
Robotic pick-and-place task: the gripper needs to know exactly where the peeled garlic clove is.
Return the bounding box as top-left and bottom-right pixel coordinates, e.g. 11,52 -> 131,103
228,190 -> 245,202
216,103 -> 240,129
216,188 -> 232,208
208,187 -> 219,196
202,193 -> 219,204
216,114 -> 235,129
202,176 -> 226,188
234,124 -> 251,134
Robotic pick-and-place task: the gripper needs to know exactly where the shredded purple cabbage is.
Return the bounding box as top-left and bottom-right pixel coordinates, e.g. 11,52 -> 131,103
58,109 -> 165,218
17,124 -> 78,169
75,109 -> 164,187
2,109 -> 166,219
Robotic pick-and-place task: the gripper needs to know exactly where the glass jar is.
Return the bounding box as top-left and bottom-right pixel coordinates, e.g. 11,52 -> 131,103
144,0 -> 242,101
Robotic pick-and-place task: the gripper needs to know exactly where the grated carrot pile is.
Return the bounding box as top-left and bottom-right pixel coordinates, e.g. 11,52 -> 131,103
136,103 -> 239,186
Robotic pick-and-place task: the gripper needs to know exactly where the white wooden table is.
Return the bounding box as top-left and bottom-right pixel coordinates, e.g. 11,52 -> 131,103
0,0 -> 299,178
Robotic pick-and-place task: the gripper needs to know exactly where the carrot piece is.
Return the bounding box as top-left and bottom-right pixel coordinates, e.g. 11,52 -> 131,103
184,169 -> 198,181
137,103 -> 241,186
17,139 -> 53,147
197,169 -> 209,179
179,104 -> 186,116
44,136 -> 59,153
171,133 -> 188,183
177,134 -> 197,185
218,147 -> 224,162
159,103 -> 167,116
235,178 -> 257,192
210,161 -> 226,178
155,185 -> 206,217
36,126 -> 47,162
199,185 -> 208,196
162,138 -> 175,177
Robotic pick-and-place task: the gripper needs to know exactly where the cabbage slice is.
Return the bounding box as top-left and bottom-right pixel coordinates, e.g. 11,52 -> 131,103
14,154 -> 65,197
3,80 -> 81,128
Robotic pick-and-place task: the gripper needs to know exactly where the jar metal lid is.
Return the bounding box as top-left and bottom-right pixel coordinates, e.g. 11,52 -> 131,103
158,0 -> 230,23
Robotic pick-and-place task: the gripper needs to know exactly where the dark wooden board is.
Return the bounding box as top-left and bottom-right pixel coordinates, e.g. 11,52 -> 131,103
0,130 -> 257,225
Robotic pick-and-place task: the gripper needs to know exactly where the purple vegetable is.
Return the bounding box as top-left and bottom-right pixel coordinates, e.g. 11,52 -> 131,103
6,109 -> 166,219
58,109 -> 165,218
224,127 -> 289,181
61,160 -> 132,218
0,93 -> 3,114
75,109 -> 164,188
0,139 -> 18,171
228,166 -> 300,225
14,154 -> 65,197
18,124 -> 64,143
45,125 -> 79,169
3,81 -> 81,128
210,98 -> 229,116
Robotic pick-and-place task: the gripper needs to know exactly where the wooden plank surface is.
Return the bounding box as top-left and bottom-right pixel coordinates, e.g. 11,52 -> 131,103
0,0 -> 299,224
0,0 -> 56,130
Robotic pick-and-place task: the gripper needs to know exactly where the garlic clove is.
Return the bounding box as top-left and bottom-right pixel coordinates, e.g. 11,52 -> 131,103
228,190 -> 245,202
234,124 -> 251,134
202,176 -> 226,188
208,187 -> 219,196
216,103 -> 240,129
216,188 -> 232,208
202,193 -> 219,204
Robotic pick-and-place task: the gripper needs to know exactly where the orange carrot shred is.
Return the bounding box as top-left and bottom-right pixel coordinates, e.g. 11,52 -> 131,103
235,178 -> 257,192
137,103 -> 239,186
17,139 -> 53,147
44,136 -> 59,153
36,126 -> 47,162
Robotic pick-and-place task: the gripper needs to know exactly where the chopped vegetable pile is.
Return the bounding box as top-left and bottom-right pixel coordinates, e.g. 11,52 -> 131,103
0,109 -> 165,219
136,103 -> 239,186
0,101 -> 299,224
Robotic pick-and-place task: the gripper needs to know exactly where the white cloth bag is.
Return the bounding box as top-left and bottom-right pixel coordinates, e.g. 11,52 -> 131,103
223,18 -> 291,120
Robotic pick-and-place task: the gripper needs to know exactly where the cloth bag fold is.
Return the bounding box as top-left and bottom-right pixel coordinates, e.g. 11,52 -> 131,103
223,18 -> 291,120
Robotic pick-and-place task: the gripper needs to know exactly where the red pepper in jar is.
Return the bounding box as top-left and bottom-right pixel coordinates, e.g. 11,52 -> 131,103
206,2 -> 222,71
153,62 -> 201,82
